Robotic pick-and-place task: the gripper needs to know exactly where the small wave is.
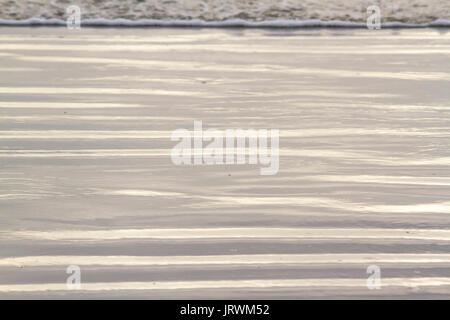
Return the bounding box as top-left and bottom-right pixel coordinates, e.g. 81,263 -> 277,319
0,18 -> 449,28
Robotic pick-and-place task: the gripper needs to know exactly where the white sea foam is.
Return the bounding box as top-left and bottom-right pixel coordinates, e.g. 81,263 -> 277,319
0,0 -> 449,27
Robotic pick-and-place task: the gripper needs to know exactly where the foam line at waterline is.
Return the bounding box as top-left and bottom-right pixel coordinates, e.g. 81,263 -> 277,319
0,18 -> 449,28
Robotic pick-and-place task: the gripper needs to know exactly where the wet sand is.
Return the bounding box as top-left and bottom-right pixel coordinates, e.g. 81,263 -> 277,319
0,27 -> 449,299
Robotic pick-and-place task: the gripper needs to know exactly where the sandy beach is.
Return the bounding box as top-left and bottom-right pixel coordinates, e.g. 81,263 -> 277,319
0,27 -> 449,299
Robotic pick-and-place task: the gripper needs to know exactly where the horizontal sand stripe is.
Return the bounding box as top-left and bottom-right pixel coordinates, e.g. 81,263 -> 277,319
5,228 -> 450,241
1,277 -> 450,293
0,34 -> 448,42
298,102 -> 450,111
1,148 -> 440,166
249,175 -> 450,186
0,149 -> 169,157
0,34 -> 227,43
1,128 -> 448,139
0,67 -> 41,72
0,102 -> 147,109
2,242 -> 449,258
301,175 -> 450,186
14,56 -> 450,81
0,85 -> 395,101
0,116 -> 187,121
200,197 -> 450,213
1,254 -> 450,268
2,43 -> 450,56
0,131 -> 171,139
3,100 -> 447,112
289,67 -> 450,81
0,87 -> 205,96
1,186 -> 449,212
0,148 -> 378,158
2,264 -> 450,281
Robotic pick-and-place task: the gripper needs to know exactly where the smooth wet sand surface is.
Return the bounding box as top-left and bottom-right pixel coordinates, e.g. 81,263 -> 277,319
0,27 -> 449,299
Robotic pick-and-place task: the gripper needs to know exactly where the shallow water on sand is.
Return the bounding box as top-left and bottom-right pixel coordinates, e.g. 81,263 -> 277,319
0,27 -> 449,299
